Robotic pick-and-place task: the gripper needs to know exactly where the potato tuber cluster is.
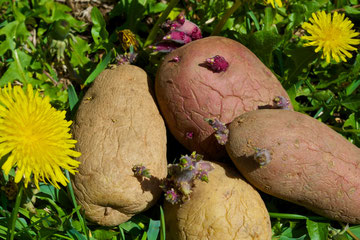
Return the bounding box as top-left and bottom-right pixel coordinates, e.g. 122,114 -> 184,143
71,28 -> 360,238
155,36 -> 292,161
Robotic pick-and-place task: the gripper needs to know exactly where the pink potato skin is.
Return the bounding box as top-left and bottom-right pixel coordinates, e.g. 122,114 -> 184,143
155,36 -> 292,161
226,109 -> 360,224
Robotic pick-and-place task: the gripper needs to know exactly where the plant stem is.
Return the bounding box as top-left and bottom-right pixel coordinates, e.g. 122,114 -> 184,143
328,125 -> 360,134
65,170 -> 90,240
7,182 -> 24,240
52,234 -> 74,240
339,222 -> 360,240
211,0 -> 244,36
347,228 -> 360,240
269,212 -> 328,221
144,0 -> 180,47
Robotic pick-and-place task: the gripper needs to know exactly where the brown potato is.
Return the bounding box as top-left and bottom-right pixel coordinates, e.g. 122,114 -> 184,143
226,109 -> 360,224
155,36 -> 291,161
164,162 -> 272,240
71,65 -> 167,226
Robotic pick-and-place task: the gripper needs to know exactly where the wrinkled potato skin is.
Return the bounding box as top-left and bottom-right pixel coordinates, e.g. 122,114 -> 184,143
164,162 -> 272,240
72,65 -> 167,226
155,36 -> 292,161
226,109 -> 360,224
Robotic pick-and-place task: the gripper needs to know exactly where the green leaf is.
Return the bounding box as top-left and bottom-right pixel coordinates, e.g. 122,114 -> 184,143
91,7 -> 109,45
246,11 -> 260,31
147,219 -> 160,240
349,225 -> 360,237
35,195 -> 66,218
35,1 -> 85,31
149,3 -> 167,13
310,90 -> 334,102
344,5 -> 360,15
263,7 -> 275,31
83,50 -> 112,86
39,184 -> 57,200
119,221 -> 141,232
0,49 -> 32,86
286,85 -> 300,111
346,79 -> 360,96
68,84 -> 79,111
92,229 -> 118,240
341,95 -> 360,111
284,46 -> 319,88
306,219 -> 329,240
140,231 -> 147,240
279,236 -> 307,240
159,206 -> 166,240
69,36 -> 90,67
0,20 -> 18,54
238,29 -> 281,67
67,228 -> 87,240
343,113 -> 358,129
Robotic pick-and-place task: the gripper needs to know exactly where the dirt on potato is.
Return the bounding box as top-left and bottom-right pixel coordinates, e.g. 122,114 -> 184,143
155,36 -> 291,161
226,109 -> 360,224
164,161 -> 272,240
71,65 -> 167,226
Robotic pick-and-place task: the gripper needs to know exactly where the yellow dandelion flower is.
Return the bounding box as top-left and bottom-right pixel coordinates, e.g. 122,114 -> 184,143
302,11 -> 360,63
0,84 -> 81,189
265,0 -> 282,8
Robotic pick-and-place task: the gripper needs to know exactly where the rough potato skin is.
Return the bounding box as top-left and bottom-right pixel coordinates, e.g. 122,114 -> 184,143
72,65 -> 167,226
164,162 -> 272,240
226,109 -> 360,224
155,36 -> 292,161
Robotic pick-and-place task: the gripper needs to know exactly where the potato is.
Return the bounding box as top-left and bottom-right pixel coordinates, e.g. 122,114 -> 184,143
71,65 -> 167,226
226,109 -> 360,224
164,162 -> 272,240
155,36 -> 291,161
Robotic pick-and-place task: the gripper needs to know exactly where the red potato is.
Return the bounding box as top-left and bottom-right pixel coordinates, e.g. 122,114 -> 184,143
155,36 -> 292,161
226,109 -> 360,224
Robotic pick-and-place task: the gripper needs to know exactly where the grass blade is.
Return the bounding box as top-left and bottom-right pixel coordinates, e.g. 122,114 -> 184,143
144,0 -> 180,47
68,83 -> 79,111
83,50 -> 113,86
65,170 -> 90,240
147,219 -> 160,240
159,206 -> 166,240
